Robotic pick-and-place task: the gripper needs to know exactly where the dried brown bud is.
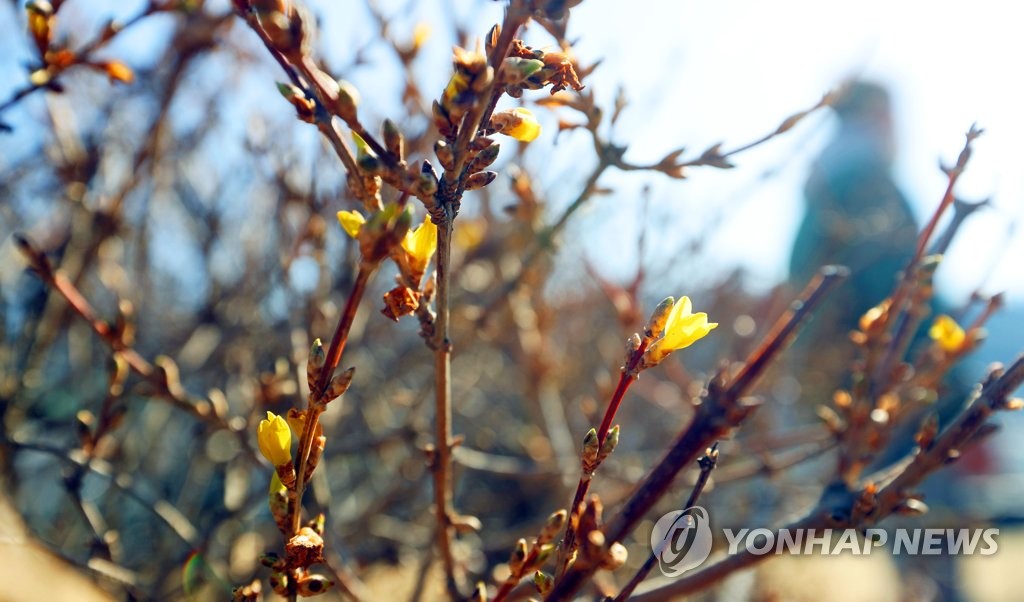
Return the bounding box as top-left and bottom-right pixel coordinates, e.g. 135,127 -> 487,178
285,527 -> 325,568
382,286 -> 422,322
303,435 -> 326,482
275,460 -> 297,490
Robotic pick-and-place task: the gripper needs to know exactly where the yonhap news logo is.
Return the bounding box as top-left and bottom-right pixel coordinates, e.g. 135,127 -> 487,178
651,505 -> 1000,579
650,506 -> 713,577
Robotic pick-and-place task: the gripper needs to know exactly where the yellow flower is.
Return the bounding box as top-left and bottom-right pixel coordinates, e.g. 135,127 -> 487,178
412,22 -> 431,51
257,411 -> 292,466
402,216 -> 437,273
645,296 -> 717,366
494,108 -> 541,142
337,210 -> 365,238
269,470 -> 285,494
661,296 -> 717,350
929,314 -> 965,353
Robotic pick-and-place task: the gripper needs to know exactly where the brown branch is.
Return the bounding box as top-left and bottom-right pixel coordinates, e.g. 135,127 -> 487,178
546,266 -> 847,601
0,3 -> 166,120
476,92 -> 833,328
430,209 -> 461,596
291,262 -> 378,536
869,125 -> 983,393
13,235 -> 233,432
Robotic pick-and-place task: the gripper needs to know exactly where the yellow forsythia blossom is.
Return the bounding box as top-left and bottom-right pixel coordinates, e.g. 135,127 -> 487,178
270,470 -> 286,494
412,22 -> 431,51
498,107 -> 541,142
257,411 -> 292,466
660,296 -> 717,351
645,296 -> 717,366
337,210 -> 365,238
929,314 -> 965,353
401,216 -> 437,273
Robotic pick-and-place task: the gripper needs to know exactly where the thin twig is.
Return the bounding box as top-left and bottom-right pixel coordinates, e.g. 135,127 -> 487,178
291,262 -> 377,535
0,3 -> 164,119
869,125 -> 983,394
615,443 -> 719,601
13,235 -> 235,432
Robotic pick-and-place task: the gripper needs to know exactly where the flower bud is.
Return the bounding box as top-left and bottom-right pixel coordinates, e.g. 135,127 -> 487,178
533,571 -> 553,596
382,118 -> 404,160
464,170 -> 497,191
334,79 -> 360,122
257,411 -> 292,466
581,427 -> 599,472
599,542 -> 628,571
645,296 -> 675,338
490,108 -> 541,142
468,144 -> 501,173
276,82 -> 315,122
538,509 -> 567,544
508,538 -> 528,573
325,366 -> 356,402
501,57 -> 545,85
596,424 -> 619,465
307,338 -> 325,389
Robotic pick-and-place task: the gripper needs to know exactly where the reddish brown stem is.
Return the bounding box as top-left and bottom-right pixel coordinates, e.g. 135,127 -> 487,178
291,262 -> 377,537
558,340 -> 648,577
596,370 -> 636,446
14,235 -> 225,427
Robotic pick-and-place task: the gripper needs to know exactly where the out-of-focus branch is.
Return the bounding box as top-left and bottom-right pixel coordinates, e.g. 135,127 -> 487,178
14,235 -> 237,433
869,125 -> 983,393
633,355 -> 1024,601
476,92 -> 835,327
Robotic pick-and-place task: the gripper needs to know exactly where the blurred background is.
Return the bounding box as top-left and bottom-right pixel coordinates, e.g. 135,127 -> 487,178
1,0 -> 1022,600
